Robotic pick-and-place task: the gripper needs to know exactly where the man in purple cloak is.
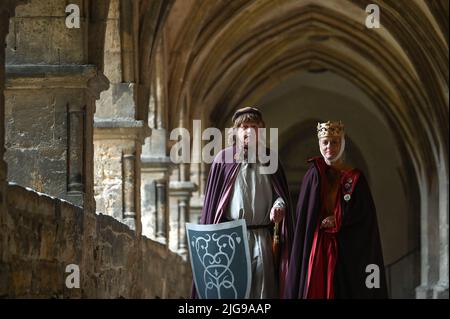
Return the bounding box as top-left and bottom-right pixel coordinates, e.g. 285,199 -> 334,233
192,107 -> 294,299
284,121 -> 388,299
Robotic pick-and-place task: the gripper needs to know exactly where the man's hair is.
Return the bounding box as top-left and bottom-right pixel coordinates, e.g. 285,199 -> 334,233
232,112 -> 265,128
228,112 -> 266,146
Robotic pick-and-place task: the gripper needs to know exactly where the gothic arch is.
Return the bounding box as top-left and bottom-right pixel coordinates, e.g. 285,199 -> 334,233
160,0 -> 448,298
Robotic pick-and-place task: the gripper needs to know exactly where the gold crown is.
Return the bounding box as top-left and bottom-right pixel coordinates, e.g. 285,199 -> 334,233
317,121 -> 344,138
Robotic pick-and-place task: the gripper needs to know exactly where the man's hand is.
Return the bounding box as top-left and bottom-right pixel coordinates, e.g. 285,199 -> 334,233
320,215 -> 336,229
270,206 -> 285,223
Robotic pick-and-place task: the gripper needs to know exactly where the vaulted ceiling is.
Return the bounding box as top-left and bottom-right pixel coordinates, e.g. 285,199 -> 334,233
161,0 -> 448,186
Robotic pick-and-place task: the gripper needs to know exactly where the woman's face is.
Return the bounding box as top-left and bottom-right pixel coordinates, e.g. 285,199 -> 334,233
237,121 -> 261,148
319,136 -> 341,161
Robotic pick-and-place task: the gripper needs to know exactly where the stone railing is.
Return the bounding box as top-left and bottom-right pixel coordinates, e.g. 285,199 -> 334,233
1,183 -> 192,298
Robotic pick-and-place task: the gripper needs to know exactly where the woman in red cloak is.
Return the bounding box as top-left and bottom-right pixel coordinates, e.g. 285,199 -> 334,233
284,121 -> 388,299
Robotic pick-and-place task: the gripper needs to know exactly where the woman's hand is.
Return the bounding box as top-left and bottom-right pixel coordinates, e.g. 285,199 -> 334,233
320,215 -> 336,229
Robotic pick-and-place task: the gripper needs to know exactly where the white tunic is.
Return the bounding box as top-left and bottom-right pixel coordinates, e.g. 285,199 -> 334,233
225,162 -> 284,298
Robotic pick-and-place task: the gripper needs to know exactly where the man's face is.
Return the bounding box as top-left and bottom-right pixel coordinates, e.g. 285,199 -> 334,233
319,136 -> 341,161
237,121 -> 262,148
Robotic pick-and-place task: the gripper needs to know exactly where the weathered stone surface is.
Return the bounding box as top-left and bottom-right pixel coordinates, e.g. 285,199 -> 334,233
15,0 -> 67,18
141,239 -> 192,298
9,260 -> 32,296
4,83 -> 91,206
103,16 -> 122,82
95,83 -> 136,120
30,260 -> 60,297
141,181 -> 156,239
142,129 -> 168,157
6,149 -> 67,195
7,0 -> 86,65
94,142 -> 123,220
2,184 -> 191,298
0,263 -> 10,297
48,17 -> 85,64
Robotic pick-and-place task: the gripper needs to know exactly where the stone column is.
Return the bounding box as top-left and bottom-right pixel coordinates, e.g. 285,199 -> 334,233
141,158 -> 172,244
0,6 -> 12,221
189,117 -> 210,225
416,174 -> 441,299
67,103 -> 85,203
169,180 -> 197,258
3,0 -> 108,209
93,0 -> 147,232
140,34 -> 172,243
0,1 -> 18,268
123,147 -> 137,229
94,120 -> 149,232
0,0 -> 33,291
5,65 -> 106,208
434,151 -> 449,299
155,179 -> 167,241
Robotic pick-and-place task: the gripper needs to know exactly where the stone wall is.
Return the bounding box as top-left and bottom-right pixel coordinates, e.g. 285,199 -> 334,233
4,0 -> 106,208
94,140 -> 124,221
4,80 -> 82,204
1,184 -> 192,298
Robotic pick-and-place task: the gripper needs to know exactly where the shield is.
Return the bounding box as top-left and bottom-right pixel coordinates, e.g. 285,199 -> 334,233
186,219 -> 251,299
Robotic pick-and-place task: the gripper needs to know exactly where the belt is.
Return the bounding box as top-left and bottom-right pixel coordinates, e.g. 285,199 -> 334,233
247,223 -> 273,230
222,218 -> 272,230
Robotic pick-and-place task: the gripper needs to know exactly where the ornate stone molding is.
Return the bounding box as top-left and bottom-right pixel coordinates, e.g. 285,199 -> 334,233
94,120 -> 151,145
87,72 -> 110,100
5,64 -> 105,90
141,156 -> 173,170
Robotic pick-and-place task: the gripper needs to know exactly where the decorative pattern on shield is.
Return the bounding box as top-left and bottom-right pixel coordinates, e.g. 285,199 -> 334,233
186,219 -> 251,299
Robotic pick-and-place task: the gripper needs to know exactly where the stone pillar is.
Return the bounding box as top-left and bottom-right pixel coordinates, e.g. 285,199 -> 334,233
434,151 -> 449,299
5,65 -> 106,208
141,158 -> 172,244
416,174 -> 441,299
0,1 -> 22,268
93,0 -> 146,232
67,103 -> 85,203
155,179 -> 167,241
140,106 -> 170,242
189,117 -> 209,225
169,180 -> 197,258
94,120 -> 149,232
415,156 -> 449,300
3,0 -> 108,209
0,5 -> 12,219
123,147 -> 137,228
178,198 -> 188,254
166,92 -> 198,256
140,33 -> 173,243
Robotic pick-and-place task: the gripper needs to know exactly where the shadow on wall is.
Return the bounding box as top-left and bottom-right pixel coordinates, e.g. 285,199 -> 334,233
385,248 -> 420,299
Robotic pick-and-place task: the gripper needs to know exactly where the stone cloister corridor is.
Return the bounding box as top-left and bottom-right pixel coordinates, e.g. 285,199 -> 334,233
0,0 -> 448,299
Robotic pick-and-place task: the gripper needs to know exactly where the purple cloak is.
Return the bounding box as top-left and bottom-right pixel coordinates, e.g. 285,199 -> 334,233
284,157 -> 388,299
